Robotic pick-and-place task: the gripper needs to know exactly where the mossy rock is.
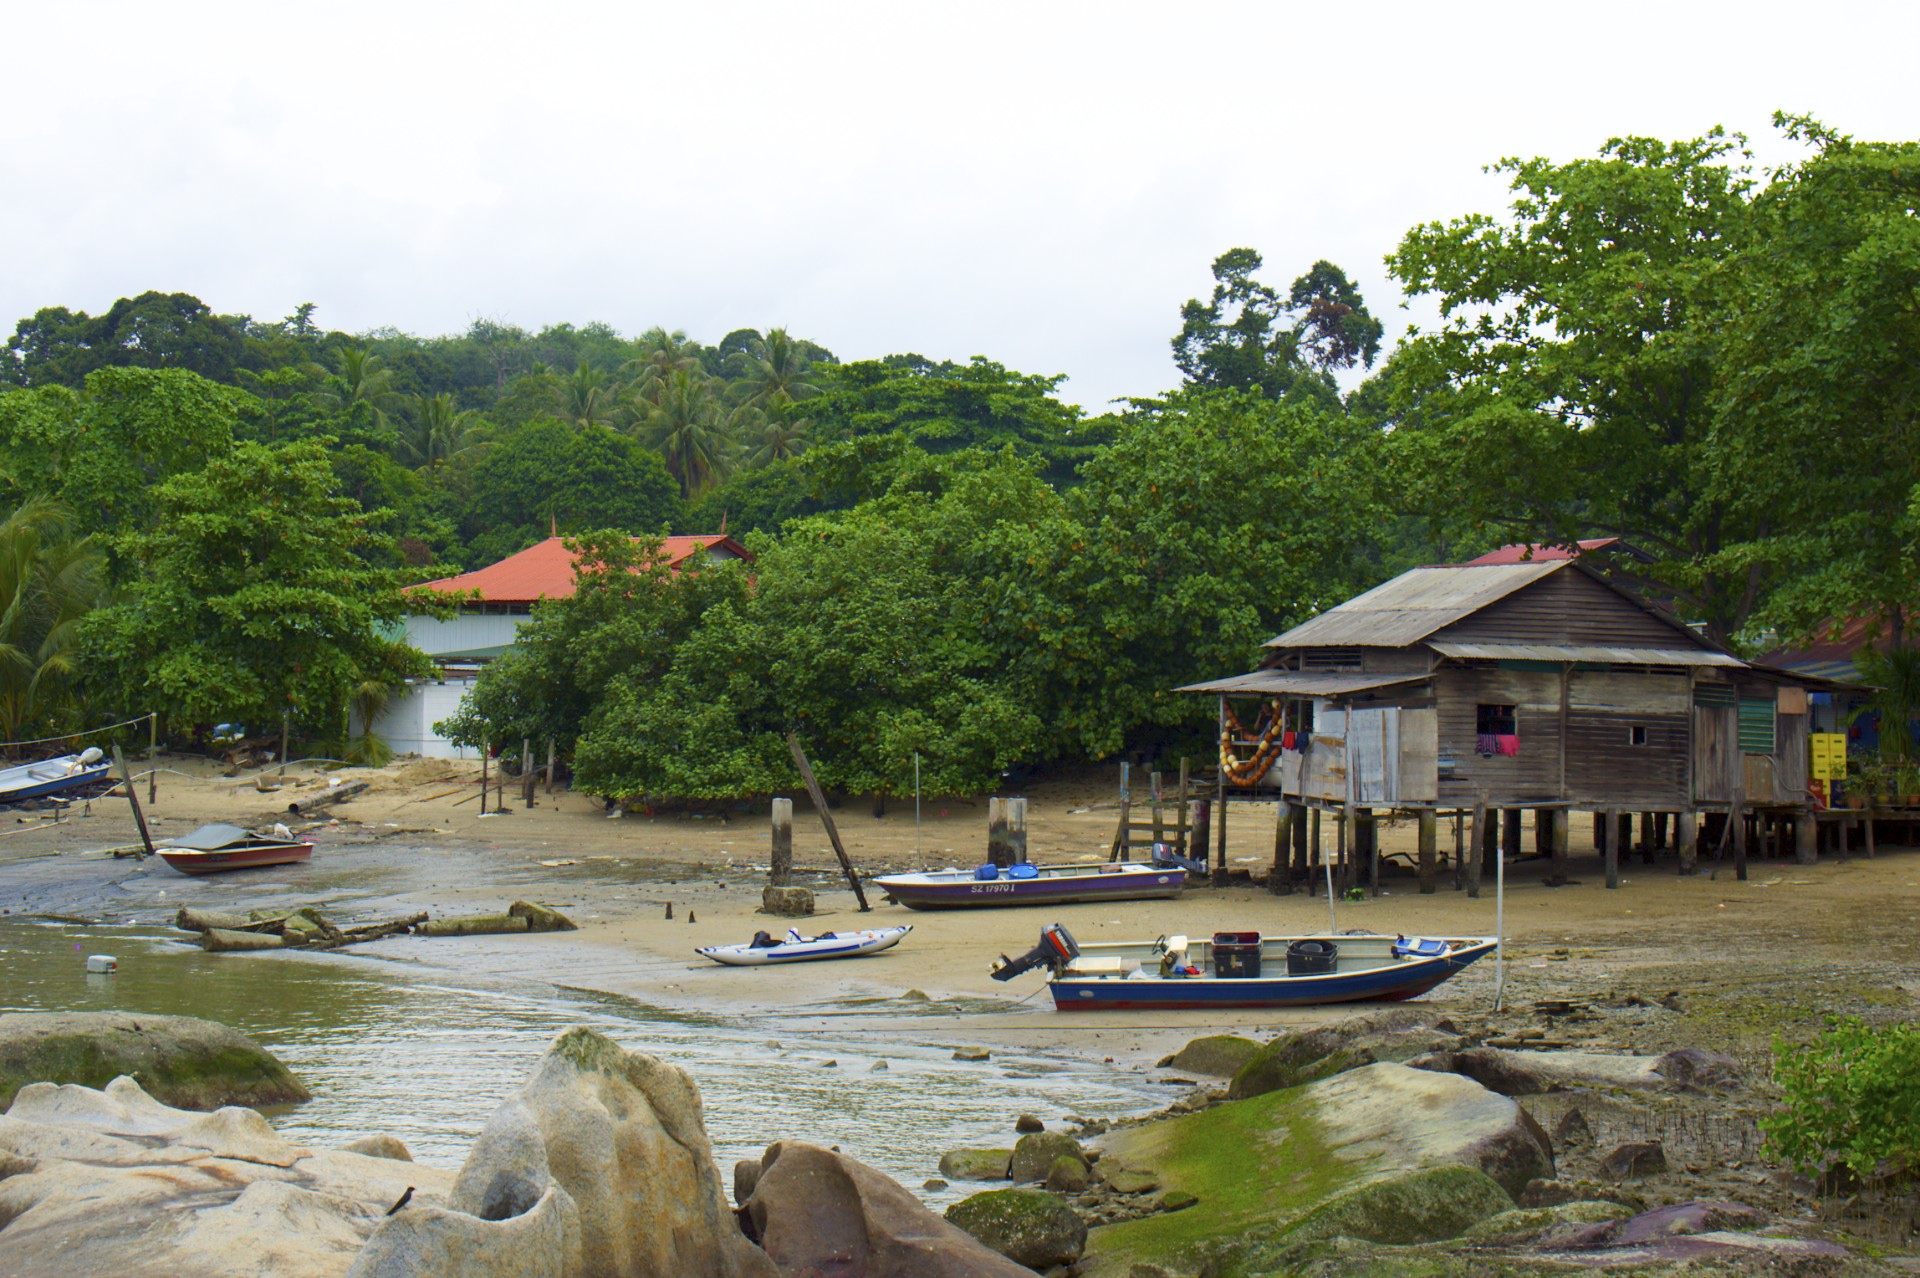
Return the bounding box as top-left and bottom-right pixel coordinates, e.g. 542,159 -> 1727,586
1163,1034 -> 1261,1078
945,1188 -> 1087,1269
0,1012 -> 309,1112
1281,1165 -> 1513,1244
1047,1152 -> 1090,1193
1010,1129 -> 1086,1182
1460,1199 -> 1631,1244
1228,1042 -> 1371,1101
1097,1164 -> 1159,1195
1079,1064 -> 1547,1278
938,1147 -> 1012,1180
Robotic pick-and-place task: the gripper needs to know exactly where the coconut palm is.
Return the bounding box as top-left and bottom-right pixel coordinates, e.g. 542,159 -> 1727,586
312,347 -> 401,421
634,369 -> 739,498
557,361 -> 619,430
749,414 -> 812,466
622,327 -> 703,408
737,327 -> 822,412
0,498 -> 107,748
401,394 -> 484,470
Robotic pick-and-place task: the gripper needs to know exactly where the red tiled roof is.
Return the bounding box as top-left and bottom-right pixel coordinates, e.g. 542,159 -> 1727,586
1461,537 -> 1621,566
414,535 -> 750,603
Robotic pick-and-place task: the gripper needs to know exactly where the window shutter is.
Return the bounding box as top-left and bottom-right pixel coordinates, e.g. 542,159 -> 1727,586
1737,698 -> 1777,754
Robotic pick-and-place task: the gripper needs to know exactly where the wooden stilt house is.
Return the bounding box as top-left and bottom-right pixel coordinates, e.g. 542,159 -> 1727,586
1181,559 -> 1842,893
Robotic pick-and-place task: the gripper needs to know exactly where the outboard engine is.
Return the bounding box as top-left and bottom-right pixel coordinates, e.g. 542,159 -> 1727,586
990,923 -> 1080,981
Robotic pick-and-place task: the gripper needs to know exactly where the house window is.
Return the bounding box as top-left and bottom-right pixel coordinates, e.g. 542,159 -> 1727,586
1737,697 -> 1777,755
1629,726 -> 1649,746
1475,704 -> 1518,756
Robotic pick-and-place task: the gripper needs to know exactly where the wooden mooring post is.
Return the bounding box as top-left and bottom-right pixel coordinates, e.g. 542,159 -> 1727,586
769,797 -> 793,886
1417,808 -> 1438,894
987,797 -> 1013,868
111,745 -> 155,857
521,738 -> 536,808
1007,797 -> 1028,864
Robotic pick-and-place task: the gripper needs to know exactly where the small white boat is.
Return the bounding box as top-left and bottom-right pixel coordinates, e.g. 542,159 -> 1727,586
0,747 -> 109,805
697,925 -> 912,967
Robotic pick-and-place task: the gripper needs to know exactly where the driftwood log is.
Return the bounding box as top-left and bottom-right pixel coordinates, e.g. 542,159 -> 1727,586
287,781 -> 370,815
507,900 -> 577,932
199,928 -> 287,953
418,913 -> 530,938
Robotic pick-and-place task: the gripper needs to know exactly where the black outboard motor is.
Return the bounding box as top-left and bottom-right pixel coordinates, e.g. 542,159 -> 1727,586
990,923 -> 1080,981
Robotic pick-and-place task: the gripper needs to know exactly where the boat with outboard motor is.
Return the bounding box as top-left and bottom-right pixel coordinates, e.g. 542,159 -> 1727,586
874,860 -> 1186,910
696,924 -> 912,966
0,747 -> 110,805
989,923 -> 1496,1010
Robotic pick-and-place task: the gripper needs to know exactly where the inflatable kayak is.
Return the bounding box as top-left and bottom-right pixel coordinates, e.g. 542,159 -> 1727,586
696,925 -> 912,966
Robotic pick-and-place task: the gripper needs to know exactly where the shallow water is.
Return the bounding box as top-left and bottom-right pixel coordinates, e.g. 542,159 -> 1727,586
0,920 -> 1160,1205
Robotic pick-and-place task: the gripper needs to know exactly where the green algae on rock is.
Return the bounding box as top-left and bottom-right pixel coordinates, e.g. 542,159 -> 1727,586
945,1187 -> 1087,1269
0,1011 -> 309,1112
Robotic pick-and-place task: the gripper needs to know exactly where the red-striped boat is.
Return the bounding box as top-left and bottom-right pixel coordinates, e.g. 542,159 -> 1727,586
157,823 -> 314,875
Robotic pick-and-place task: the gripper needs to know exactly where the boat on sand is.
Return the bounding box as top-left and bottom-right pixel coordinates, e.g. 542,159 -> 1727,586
990,923 -> 1496,1010
874,861 -> 1185,910
156,823 -> 315,875
697,925 -> 912,966
0,748 -> 109,805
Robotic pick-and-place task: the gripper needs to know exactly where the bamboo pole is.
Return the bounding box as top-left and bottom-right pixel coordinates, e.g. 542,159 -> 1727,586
147,713 -> 157,806
111,745 -> 154,857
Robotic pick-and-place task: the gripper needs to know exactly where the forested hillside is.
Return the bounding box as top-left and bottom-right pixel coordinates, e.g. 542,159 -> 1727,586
1,116 -> 1913,797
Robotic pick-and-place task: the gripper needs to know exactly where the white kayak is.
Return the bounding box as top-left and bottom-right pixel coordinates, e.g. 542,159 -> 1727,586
697,925 -> 912,966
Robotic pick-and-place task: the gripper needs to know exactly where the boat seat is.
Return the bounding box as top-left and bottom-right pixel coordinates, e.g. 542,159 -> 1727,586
1069,956 -> 1126,975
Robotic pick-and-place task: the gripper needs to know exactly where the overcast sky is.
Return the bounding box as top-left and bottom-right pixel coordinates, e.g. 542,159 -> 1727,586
6,2 -> 1916,410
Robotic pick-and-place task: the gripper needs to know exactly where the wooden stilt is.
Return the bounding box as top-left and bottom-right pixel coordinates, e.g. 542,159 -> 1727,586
1214,767 -> 1229,887
1271,800 -> 1293,894
1677,810 -> 1698,876
1335,804 -> 1349,893
1452,812 -> 1464,891
1638,812 -> 1655,864
1309,806 -> 1322,880
1502,808 -> 1522,862
1360,807 -> 1378,894
522,738 -> 535,808
1176,758 -> 1189,860
1548,809 -> 1570,885
1604,805 -> 1621,889
1732,799 -> 1748,881
1465,802 -> 1486,899
1865,808 -> 1877,858
1292,797 -> 1309,882
1417,809 -> 1437,895
1654,812 -> 1669,850
1794,810 -> 1816,865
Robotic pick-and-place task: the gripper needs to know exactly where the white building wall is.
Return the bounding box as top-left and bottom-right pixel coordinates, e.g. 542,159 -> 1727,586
361,677 -> 482,759
403,613 -> 523,657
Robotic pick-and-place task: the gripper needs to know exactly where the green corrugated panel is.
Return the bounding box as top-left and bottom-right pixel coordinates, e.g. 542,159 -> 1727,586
1693,683 -> 1737,707
1737,698 -> 1776,753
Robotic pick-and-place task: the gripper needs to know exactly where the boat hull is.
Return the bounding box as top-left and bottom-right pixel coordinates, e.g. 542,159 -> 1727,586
876,866 -> 1185,910
1049,940 -> 1495,1010
158,842 -> 314,875
698,925 -> 912,966
0,761 -> 111,804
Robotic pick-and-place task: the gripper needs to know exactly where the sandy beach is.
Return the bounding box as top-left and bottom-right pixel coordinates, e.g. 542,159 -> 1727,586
4,754 -> 1917,1072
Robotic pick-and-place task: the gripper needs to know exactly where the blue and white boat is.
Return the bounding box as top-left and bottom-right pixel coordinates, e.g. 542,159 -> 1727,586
990,924 -> 1495,1010
0,748 -> 109,806
697,924 -> 912,966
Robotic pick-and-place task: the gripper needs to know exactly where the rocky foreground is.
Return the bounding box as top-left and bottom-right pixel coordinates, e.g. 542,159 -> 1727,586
0,1010 -> 1910,1276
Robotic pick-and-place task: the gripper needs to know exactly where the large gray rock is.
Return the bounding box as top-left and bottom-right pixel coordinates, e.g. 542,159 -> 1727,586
0,1011 -> 310,1111
946,1186 -> 1087,1268
346,1186 -> 582,1278
1085,1063 -> 1553,1278
1418,1046 -> 1666,1096
1228,1008 -> 1461,1100
363,1026 -> 773,1278
0,1075 -> 447,1278
744,1140 -> 1032,1277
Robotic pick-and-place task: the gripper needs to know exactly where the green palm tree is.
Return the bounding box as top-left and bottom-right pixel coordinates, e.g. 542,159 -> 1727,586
557,361 -> 619,430
622,327 -> 703,408
313,347 -> 402,433
737,327 -> 821,411
0,498 -> 107,748
750,413 -> 812,466
634,369 -> 738,498
401,394 -> 484,469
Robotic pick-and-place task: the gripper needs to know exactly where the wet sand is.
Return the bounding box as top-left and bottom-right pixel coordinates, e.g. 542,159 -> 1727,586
4,755 -> 1918,1072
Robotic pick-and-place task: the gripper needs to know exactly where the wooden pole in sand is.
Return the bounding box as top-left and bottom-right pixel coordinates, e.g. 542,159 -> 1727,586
1176,757 -> 1190,860
986,796 -> 1011,868
147,713 -> 157,806
522,739 -> 535,808
785,732 -> 870,911
1677,810 -> 1698,875
1007,797 -> 1028,864
1417,808 -> 1438,894
111,745 -> 154,857
479,747 -> 489,815
545,738 -> 556,794
769,797 -> 793,886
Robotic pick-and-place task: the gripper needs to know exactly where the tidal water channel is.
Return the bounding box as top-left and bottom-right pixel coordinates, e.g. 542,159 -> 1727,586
1,919 -> 1162,1206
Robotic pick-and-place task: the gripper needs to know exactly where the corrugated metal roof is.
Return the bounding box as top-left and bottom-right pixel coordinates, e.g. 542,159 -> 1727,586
1175,671 -> 1431,696
413,535 -> 751,603
1428,641 -> 1745,668
1265,562 -> 1569,648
